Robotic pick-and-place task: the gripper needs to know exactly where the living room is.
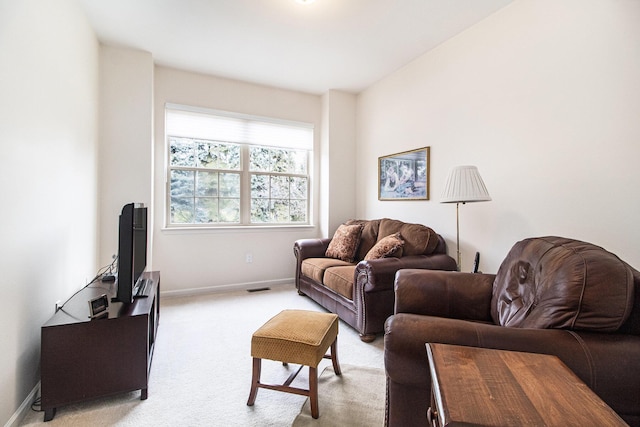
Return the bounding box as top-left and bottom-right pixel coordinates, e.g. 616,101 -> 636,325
2,0 -> 640,425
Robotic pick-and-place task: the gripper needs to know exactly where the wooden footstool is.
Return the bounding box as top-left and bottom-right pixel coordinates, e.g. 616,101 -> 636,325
246,309 -> 341,419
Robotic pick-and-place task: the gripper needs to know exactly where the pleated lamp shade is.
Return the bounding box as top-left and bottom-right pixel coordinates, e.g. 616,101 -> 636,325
441,166 -> 491,203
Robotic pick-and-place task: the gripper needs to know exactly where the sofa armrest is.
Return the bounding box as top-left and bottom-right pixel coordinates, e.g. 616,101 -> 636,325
384,313 -> 640,426
294,238 -> 332,292
293,238 -> 331,261
394,269 -> 495,322
349,254 -> 457,338
355,255 -> 457,293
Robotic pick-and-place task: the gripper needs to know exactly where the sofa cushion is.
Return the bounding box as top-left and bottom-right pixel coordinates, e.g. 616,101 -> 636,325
301,258 -> 354,283
323,266 -> 356,300
378,218 -> 438,256
346,219 -> 381,261
326,223 -> 364,262
365,232 -> 405,260
491,236 -> 634,332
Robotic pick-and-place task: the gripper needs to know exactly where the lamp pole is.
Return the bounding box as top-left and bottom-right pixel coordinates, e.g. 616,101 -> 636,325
455,202 -> 461,271
440,165 -> 491,273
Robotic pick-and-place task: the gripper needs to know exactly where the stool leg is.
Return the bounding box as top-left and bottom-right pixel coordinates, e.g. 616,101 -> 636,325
247,357 -> 261,406
309,366 -> 319,419
331,337 -> 342,375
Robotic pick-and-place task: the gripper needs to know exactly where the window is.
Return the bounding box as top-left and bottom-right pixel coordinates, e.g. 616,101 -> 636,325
166,105 -> 313,227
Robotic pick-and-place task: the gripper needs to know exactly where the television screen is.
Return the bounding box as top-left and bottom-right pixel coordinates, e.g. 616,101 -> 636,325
132,206 -> 147,285
115,203 -> 147,304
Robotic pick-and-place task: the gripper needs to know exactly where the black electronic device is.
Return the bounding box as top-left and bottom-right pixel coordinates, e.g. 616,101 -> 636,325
473,251 -> 480,273
114,203 -> 148,304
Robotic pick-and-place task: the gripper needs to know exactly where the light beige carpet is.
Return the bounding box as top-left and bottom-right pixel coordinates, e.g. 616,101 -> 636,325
19,285 -> 384,426
292,364 -> 385,427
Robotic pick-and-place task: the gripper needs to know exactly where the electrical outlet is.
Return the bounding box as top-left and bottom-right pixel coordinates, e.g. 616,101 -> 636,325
55,300 -> 61,313
245,253 -> 253,263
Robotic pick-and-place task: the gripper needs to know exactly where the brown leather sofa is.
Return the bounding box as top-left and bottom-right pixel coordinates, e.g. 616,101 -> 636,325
294,218 -> 456,342
384,236 -> 640,426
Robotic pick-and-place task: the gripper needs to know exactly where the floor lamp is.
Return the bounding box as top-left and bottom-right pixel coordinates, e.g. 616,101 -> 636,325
441,165 -> 491,271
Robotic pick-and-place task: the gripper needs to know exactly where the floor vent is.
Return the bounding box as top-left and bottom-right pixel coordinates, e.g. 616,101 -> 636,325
247,287 -> 271,293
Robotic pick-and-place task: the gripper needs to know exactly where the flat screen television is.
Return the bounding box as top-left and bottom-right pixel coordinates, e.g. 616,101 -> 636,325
114,202 -> 148,304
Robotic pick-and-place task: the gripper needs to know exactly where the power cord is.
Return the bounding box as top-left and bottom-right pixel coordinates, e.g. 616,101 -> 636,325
87,255 -> 118,286
31,395 -> 42,412
56,257 -> 118,312
58,306 -> 85,322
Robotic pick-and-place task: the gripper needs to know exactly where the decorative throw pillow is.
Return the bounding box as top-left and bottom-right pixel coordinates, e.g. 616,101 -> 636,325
325,223 -> 364,263
346,219 -> 381,261
364,233 -> 405,261
378,219 -> 437,256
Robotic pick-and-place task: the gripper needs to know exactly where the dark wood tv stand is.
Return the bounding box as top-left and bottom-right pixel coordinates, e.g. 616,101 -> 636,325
40,271 -> 160,421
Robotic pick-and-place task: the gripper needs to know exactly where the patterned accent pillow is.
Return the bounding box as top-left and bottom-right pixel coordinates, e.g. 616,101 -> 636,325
364,232 -> 405,261
325,224 -> 364,262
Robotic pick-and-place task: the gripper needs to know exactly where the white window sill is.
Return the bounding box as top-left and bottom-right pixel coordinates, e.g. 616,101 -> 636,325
161,224 -> 316,234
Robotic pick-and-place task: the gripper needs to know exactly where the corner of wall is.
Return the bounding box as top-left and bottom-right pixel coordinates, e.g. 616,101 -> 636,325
320,90 -> 358,236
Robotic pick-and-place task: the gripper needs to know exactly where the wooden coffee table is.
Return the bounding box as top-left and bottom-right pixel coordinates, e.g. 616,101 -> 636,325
426,343 -> 628,427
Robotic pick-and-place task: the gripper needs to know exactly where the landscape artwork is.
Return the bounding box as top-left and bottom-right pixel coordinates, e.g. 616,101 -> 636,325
378,147 -> 430,200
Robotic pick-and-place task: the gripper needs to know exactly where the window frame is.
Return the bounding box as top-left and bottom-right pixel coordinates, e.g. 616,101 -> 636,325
164,105 -> 314,229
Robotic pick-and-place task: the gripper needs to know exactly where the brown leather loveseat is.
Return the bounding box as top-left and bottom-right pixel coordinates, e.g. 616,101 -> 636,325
384,236 -> 640,426
294,218 -> 456,342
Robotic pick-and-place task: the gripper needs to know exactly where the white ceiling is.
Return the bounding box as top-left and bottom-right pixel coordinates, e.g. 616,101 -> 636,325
79,0 -> 514,95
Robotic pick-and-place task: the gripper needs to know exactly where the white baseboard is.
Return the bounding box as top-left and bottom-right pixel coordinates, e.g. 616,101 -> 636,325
5,381 -> 40,427
160,278 -> 295,298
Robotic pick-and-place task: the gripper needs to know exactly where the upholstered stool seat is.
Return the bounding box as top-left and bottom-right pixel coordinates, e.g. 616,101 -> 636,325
247,309 -> 341,419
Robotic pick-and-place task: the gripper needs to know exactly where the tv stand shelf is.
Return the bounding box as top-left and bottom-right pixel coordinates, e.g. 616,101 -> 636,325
40,271 -> 160,422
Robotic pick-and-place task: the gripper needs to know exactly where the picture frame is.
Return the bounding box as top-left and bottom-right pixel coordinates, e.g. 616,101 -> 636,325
378,147 -> 430,200
88,294 -> 109,319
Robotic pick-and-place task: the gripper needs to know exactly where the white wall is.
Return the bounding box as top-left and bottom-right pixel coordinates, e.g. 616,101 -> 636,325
0,0 -> 99,424
98,46 -> 154,267
320,90 -> 358,237
153,67 -> 324,293
357,0 -> 640,273
6,0 -> 636,421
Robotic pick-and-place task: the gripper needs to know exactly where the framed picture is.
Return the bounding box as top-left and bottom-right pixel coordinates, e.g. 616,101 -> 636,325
378,147 -> 430,200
